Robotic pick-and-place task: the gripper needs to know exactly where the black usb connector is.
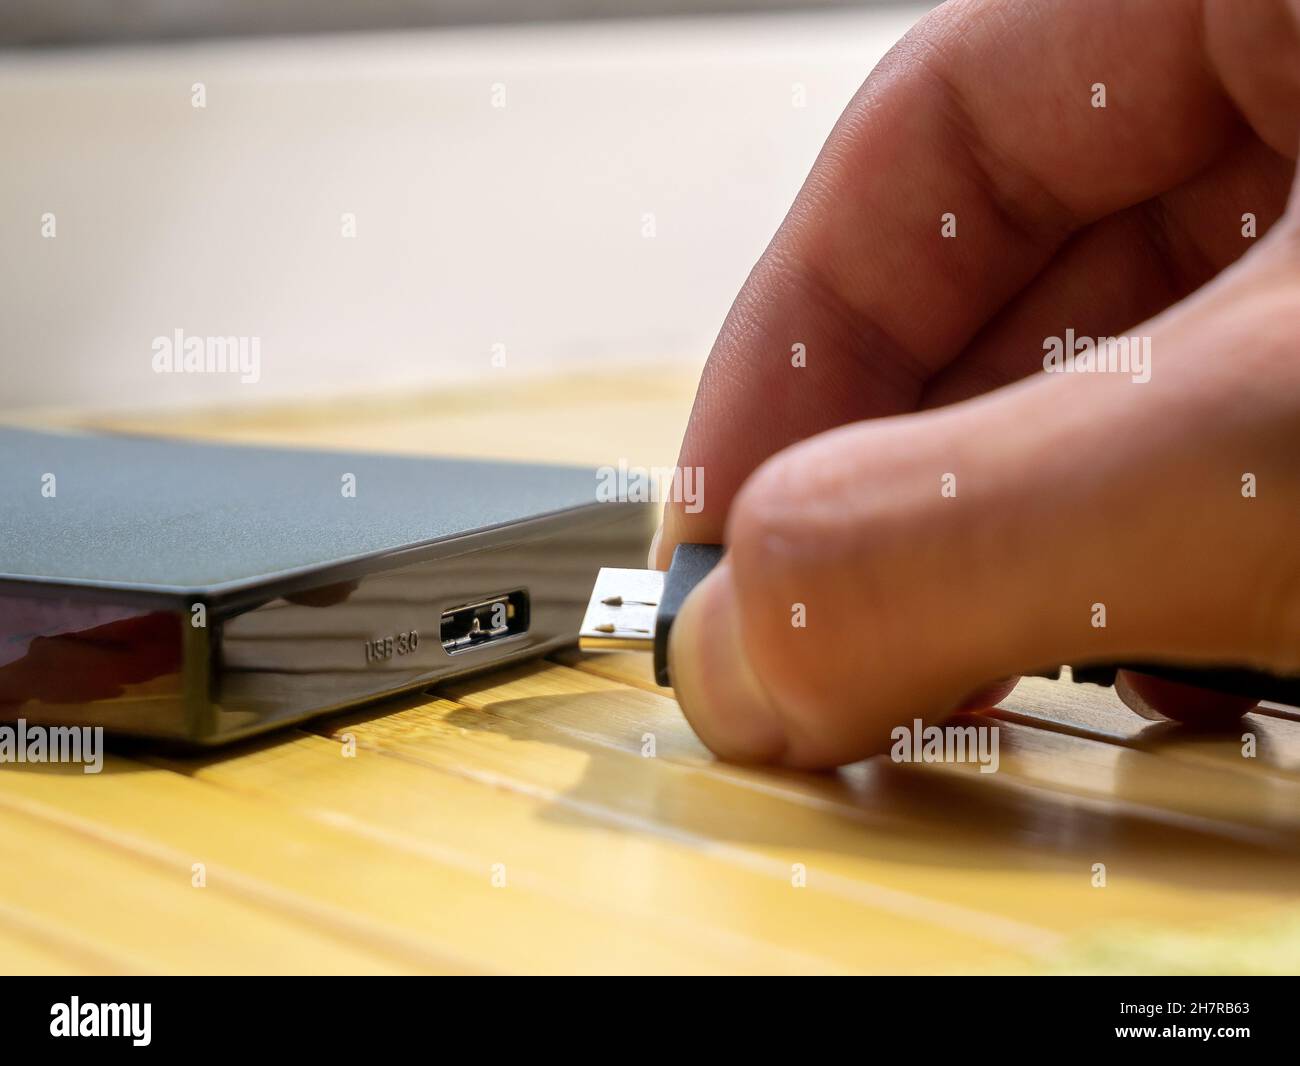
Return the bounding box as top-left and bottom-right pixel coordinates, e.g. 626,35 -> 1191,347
579,542 -> 1300,705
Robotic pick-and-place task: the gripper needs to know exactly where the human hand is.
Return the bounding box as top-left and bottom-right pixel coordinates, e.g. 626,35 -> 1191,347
655,0 -> 1300,767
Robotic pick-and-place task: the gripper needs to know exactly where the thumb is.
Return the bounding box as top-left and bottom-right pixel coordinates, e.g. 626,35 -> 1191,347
668,235 -> 1300,768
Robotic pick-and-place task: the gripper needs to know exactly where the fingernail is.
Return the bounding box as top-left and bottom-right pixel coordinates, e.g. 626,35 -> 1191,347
646,525 -> 662,569
668,560 -> 787,763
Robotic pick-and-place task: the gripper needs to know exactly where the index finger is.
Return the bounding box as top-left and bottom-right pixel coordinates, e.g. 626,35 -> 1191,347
655,0 -> 1259,564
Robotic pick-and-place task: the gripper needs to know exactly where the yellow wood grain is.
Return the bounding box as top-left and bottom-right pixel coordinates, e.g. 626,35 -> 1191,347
0,927 -> 94,976
0,799 -> 411,975
159,730 -> 1036,974
3,371 -> 1298,974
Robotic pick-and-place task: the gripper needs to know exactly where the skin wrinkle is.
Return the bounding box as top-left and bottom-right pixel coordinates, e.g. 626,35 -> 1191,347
1144,132 -> 1296,270
916,52 -> 1078,252
1132,188 -> 1215,298
919,215 -> 1168,408
772,253 -> 931,405
922,132 -> 1296,408
788,183 -> 954,380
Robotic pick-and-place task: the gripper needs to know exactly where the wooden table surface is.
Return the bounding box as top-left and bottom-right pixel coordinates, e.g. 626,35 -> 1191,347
4,372 -> 1300,975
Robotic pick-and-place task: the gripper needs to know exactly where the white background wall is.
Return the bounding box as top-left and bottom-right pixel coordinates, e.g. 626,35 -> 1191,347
0,7 -> 926,413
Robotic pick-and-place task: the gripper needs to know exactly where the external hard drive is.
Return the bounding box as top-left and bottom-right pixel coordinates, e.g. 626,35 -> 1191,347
0,428 -> 653,745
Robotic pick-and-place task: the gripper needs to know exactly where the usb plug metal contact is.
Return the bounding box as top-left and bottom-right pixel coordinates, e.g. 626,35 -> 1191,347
578,543 -> 724,686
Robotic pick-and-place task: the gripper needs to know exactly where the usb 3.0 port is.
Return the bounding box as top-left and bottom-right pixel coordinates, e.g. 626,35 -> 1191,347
440,591 -> 529,654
